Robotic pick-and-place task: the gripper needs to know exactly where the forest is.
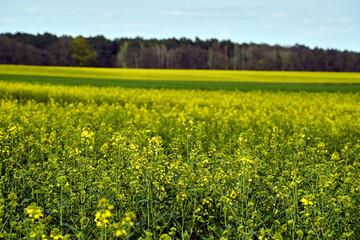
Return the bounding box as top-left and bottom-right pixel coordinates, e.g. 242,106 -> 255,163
1,32 -> 360,71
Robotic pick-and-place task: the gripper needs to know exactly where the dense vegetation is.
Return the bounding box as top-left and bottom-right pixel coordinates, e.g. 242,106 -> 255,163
1,32 -> 360,71
0,66 -> 359,239
1,65 -> 360,93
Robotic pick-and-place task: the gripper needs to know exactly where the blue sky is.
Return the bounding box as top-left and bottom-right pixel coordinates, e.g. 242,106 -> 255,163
1,0 -> 359,51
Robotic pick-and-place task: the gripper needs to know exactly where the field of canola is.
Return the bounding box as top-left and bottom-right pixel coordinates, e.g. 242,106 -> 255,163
2,64 -> 360,83
1,65 -> 360,93
0,66 -> 360,239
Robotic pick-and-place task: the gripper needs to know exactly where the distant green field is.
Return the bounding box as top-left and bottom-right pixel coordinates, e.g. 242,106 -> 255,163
1,64 -> 360,92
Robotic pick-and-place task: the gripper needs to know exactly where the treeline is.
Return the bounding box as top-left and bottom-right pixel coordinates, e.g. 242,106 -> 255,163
1,32 -> 360,71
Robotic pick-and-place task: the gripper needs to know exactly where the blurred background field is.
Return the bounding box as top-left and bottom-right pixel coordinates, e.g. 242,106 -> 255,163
1,65 -> 360,92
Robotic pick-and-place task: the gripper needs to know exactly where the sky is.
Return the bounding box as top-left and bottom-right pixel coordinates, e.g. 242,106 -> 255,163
1,0 -> 359,52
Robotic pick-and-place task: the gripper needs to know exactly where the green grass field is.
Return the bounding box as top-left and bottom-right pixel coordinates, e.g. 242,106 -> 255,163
1,64 -> 360,92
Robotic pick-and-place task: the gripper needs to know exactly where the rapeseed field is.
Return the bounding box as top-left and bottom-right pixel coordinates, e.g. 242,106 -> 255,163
0,68 -> 359,239
1,64 -> 360,83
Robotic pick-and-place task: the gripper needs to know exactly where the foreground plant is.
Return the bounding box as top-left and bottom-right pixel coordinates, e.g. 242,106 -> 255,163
0,80 -> 359,239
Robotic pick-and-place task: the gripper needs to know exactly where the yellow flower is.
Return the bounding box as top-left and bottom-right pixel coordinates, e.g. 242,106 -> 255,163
25,203 -> 43,220
104,210 -> 112,218
116,229 -> 127,237
182,193 -> 187,201
230,190 -> 237,199
94,198 -> 114,228
301,198 -> 314,206
34,209 -> 44,219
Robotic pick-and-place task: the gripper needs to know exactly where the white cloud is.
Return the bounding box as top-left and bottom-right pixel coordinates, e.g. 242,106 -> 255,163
162,10 -> 242,17
26,8 -> 38,14
124,23 -> 153,28
302,19 -> 312,24
238,2 -> 262,8
161,5 -> 261,18
269,12 -> 288,18
319,26 -> 338,31
343,26 -> 358,32
104,11 -> 119,17
217,29 -> 230,38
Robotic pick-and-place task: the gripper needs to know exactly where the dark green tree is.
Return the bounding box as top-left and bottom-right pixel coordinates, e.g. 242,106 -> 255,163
2,32 -> 360,71
87,35 -> 118,67
70,37 -> 98,67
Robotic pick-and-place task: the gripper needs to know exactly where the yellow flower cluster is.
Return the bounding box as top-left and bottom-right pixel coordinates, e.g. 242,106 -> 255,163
94,198 -> 114,228
25,203 -> 44,220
